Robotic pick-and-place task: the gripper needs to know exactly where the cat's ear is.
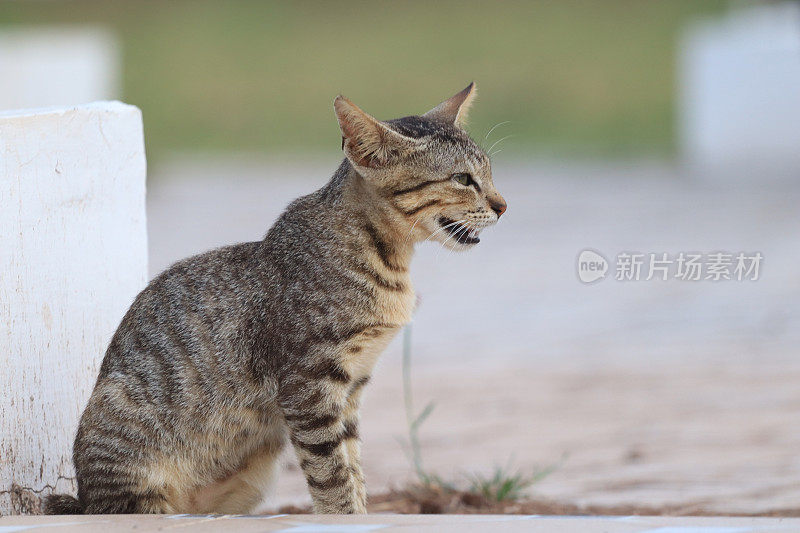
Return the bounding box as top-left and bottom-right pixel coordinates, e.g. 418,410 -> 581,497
334,96 -> 418,169
423,82 -> 477,128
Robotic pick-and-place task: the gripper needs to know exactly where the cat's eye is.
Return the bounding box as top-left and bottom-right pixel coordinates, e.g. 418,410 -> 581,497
451,173 -> 474,187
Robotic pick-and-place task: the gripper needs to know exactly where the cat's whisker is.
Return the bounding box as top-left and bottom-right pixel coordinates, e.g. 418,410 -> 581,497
435,228 -> 462,261
485,120 -> 511,140
426,220 -> 467,257
423,219 -> 465,244
450,222 -> 475,248
403,217 -> 423,245
430,219 -> 466,243
440,225 -> 466,251
489,148 -> 504,158
487,134 -> 515,155
436,221 -> 473,260
423,222 -> 451,244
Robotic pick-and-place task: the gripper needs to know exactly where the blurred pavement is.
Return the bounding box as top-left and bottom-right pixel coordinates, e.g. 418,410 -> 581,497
148,157 -> 800,369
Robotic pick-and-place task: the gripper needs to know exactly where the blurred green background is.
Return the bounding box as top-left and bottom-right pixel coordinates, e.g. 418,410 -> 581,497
0,0 -> 726,160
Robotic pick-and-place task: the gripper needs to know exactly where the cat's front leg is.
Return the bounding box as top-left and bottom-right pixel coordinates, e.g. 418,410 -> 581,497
280,374 -> 365,514
344,430 -> 366,510
343,376 -> 370,509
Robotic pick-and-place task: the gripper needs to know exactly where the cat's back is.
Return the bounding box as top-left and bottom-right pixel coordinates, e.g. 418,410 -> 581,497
95,240 -> 268,384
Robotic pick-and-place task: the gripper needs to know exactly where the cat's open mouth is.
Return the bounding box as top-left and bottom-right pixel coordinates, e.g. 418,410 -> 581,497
438,217 -> 481,245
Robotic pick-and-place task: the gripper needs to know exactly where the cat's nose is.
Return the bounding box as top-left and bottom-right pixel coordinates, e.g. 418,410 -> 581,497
489,197 -> 507,218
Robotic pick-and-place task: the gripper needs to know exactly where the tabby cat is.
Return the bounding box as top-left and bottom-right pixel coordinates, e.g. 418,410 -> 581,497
45,83 -> 506,515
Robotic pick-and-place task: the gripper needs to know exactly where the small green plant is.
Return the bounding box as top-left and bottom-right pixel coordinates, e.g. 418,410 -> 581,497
467,463 -> 557,502
398,323 -> 561,500
399,324 -> 438,486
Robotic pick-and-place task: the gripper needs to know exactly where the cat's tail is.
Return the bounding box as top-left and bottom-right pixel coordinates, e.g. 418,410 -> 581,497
43,493 -> 84,514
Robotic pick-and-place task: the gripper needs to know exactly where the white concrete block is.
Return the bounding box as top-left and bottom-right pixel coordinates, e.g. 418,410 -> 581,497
0,27 -> 119,111
0,101 -> 148,514
679,3 -> 800,172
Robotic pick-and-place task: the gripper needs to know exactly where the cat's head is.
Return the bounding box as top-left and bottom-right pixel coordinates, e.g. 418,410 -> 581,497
334,83 -> 506,251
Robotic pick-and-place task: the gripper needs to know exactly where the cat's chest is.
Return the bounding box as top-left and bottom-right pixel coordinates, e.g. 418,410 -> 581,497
374,278 -> 416,326
341,282 -> 415,379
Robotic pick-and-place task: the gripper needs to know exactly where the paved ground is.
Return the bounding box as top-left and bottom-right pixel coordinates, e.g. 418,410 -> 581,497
145,157 -> 800,513
3,514 -> 800,533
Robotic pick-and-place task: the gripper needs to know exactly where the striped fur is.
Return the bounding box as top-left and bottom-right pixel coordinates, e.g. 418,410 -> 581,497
45,84 -> 505,515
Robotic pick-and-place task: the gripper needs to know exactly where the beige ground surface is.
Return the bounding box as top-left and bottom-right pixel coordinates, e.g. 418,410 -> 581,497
344,359 -> 800,515
147,158 -> 800,514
